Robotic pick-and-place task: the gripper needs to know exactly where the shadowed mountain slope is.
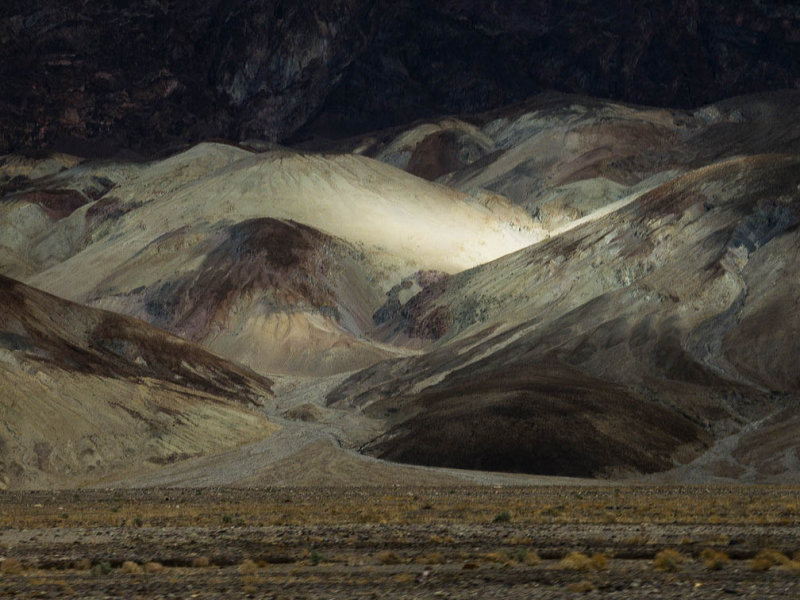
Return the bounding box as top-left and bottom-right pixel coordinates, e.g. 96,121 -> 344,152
329,153 -> 800,480
3,1 -> 799,153
359,363 -> 704,478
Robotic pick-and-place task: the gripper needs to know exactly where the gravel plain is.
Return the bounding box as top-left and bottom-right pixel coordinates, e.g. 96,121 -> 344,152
1,486 -> 799,598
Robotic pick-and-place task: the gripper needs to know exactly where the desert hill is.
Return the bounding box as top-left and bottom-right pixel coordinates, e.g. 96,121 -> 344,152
0,275 -> 275,489
1,145 -> 539,375
1,91 -> 799,485
328,152 -> 800,481
330,91 -> 800,228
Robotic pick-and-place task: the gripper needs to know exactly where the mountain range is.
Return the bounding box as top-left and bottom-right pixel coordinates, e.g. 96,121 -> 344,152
2,87 -> 799,488
2,1 -> 798,154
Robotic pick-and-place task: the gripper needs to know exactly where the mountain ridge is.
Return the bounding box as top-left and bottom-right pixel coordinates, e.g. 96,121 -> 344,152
2,1 -> 798,155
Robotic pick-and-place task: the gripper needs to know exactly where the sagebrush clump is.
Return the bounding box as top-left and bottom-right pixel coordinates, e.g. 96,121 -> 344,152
493,511 -> 512,523
750,549 -> 790,572
567,580 -> 596,593
143,562 -> 164,573
238,559 -> 258,575
91,561 -> 112,576
191,556 -> 211,568
555,551 -> 608,571
558,551 -> 591,570
0,558 -> 24,575
515,548 -> 541,566
121,561 -> 143,574
653,549 -> 687,572
700,549 -> 730,570
377,550 -> 403,565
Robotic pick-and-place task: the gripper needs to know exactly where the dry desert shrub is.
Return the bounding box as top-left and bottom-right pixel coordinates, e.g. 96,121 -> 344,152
589,553 -> 609,570
493,511 -> 512,523
700,549 -> 730,570
509,535 -> 532,546
558,551 -> 591,571
481,551 -> 510,564
557,551 -> 608,571
567,580 -> 596,593
238,559 -> 258,575
191,556 -> 211,568
0,558 -> 24,575
74,558 -> 92,571
783,561 -> 800,573
653,549 -> 687,572
282,403 -> 322,422
91,561 -> 112,576
428,534 -> 455,544
143,562 -> 164,573
515,548 -> 541,566
120,561 -> 143,574
377,551 -> 403,565
393,572 -> 415,584
750,549 -> 791,571
750,557 -> 774,572
415,551 -> 445,565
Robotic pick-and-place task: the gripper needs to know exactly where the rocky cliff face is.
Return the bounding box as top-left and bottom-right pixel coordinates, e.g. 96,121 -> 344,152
1,0 -> 798,154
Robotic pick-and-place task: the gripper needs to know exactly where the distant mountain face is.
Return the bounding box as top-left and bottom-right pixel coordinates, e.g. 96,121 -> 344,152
2,0 -> 799,154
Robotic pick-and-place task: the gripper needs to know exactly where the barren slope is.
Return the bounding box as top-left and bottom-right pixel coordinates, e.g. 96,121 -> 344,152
3,93 -> 799,484
0,275 -> 276,489
0,144 -> 538,375
340,91 -> 800,231
329,154 -> 800,480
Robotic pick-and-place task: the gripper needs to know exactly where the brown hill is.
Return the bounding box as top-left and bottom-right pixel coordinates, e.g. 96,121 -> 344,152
359,363 -> 704,478
331,91 -> 800,230
0,275 -> 276,489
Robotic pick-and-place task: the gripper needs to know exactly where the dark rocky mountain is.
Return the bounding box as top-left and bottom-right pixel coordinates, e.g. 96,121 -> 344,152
2,0 -> 799,155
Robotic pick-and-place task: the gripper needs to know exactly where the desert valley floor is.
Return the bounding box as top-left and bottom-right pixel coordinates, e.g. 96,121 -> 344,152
2,486 -> 800,599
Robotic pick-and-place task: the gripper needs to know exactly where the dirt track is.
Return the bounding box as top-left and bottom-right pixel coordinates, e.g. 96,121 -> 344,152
1,486 -> 799,598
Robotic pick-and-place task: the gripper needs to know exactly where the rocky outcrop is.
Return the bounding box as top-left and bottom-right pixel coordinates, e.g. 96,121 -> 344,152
2,0 -> 799,154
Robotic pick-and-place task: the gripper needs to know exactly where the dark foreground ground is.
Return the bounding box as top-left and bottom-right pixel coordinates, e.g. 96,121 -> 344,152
1,486 -> 799,598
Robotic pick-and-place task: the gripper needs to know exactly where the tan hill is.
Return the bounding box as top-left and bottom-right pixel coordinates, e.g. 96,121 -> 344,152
327,153 -> 800,481
2,92 -> 799,484
336,91 -> 800,231
0,275 -> 276,489
1,144 -> 539,375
